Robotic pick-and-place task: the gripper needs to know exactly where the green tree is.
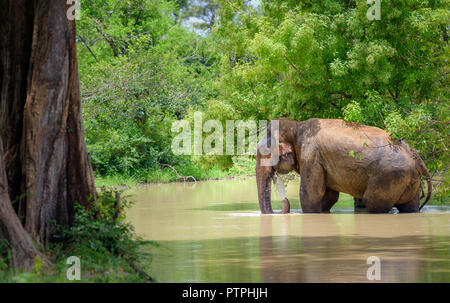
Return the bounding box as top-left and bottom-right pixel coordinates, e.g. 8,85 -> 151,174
77,0 -> 220,176
208,0 -> 448,194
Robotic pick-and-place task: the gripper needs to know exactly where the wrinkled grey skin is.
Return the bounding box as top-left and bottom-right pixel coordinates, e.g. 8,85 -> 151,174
256,118 -> 432,214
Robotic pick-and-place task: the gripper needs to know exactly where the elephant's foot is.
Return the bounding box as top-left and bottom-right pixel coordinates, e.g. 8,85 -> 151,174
261,209 -> 274,214
364,199 -> 393,213
396,193 -> 420,213
281,198 -> 290,214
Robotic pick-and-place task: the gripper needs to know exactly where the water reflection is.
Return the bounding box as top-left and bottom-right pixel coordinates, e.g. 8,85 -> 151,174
258,215 -> 449,282
126,178 -> 450,282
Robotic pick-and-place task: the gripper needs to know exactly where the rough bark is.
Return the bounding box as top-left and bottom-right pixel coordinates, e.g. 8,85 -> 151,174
0,138 -> 48,271
0,0 -> 96,249
0,0 -> 33,217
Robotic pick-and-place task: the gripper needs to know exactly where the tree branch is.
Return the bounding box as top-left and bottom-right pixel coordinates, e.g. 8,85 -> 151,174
224,0 -> 240,11
77,35 -> 100,63
160,164 -> 197,182
284,55 -> 299,71
387,88 -> 398,103
93,18 -> 120,57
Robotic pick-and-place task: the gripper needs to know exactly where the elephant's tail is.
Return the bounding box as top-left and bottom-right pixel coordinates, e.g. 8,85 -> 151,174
414,152 -> 432,211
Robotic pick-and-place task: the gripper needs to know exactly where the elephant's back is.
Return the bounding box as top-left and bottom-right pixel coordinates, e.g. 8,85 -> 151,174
312,119 -> 415,197
314,119 -> 391,140
312,119 -> 394,156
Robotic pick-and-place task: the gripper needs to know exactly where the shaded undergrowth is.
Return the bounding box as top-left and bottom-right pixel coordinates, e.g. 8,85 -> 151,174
0,191 -> 155,282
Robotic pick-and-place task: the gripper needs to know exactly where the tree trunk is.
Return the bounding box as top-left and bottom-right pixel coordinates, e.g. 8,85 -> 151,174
0,0 -> 96,257
0,139 -> 47,271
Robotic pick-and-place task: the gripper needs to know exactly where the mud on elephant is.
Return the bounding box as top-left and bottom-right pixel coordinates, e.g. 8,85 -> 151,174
256,118 -> 432,214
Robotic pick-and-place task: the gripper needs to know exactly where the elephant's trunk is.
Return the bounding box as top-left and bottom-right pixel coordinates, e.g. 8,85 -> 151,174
256,151 -> 274,214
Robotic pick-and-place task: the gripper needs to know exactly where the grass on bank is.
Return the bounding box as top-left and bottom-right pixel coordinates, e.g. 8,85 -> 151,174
94,156 -> 256,188
0,191 -> 153,282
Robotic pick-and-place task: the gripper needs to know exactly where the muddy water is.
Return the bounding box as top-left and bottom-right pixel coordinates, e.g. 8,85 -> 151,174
125,178 -> 450,282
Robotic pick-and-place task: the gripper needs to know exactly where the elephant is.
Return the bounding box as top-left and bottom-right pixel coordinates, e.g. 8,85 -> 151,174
256,118 -> 432,214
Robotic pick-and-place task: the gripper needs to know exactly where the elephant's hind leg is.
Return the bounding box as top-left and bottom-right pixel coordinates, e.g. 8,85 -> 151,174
321,188 -> 339,212
396,179 -> 420,213
362,178 -> 396,213
396,192 -> 420,213
363,197 -> 393,213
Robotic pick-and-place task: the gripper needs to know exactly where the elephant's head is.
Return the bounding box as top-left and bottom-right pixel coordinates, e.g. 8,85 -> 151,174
256,119 -> 300,214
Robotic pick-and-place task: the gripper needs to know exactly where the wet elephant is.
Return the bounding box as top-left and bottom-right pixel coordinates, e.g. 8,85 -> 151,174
256,118 -> 432,214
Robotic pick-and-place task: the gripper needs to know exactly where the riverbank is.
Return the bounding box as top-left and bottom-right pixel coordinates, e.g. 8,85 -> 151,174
0,191 -> 152,282
94,157 -> 256,188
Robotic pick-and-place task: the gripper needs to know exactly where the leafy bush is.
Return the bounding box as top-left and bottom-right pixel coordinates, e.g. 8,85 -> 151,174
343,101 -> 364,123
385,104 -> 449,200
51,192 -> 152,282
0,192 -> 153,282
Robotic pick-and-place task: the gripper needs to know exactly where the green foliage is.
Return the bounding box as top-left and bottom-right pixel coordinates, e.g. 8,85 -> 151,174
0,240 -> 8,272
226,156 -> 257,176
343,101 -> 364,123
384,103 -> 449,199
0,192 -> 152,282
213,0 -> 448,119
348,150 -> 356,158
52,192 -> 148,278
78,0 -> 220,176
77,0 -> 448,199
32,255 -> 45,277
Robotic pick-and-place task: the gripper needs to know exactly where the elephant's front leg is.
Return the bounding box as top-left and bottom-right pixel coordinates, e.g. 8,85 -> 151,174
321,188 -> 339,212
299,161 -> 326,213
281,198 -> 290,214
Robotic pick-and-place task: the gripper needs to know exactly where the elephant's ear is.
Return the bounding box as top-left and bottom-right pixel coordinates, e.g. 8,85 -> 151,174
279,142 -> 293,157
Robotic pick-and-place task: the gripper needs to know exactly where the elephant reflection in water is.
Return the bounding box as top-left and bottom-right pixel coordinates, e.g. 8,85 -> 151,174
257,214 -> 344,282
257,215 -> 427,282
